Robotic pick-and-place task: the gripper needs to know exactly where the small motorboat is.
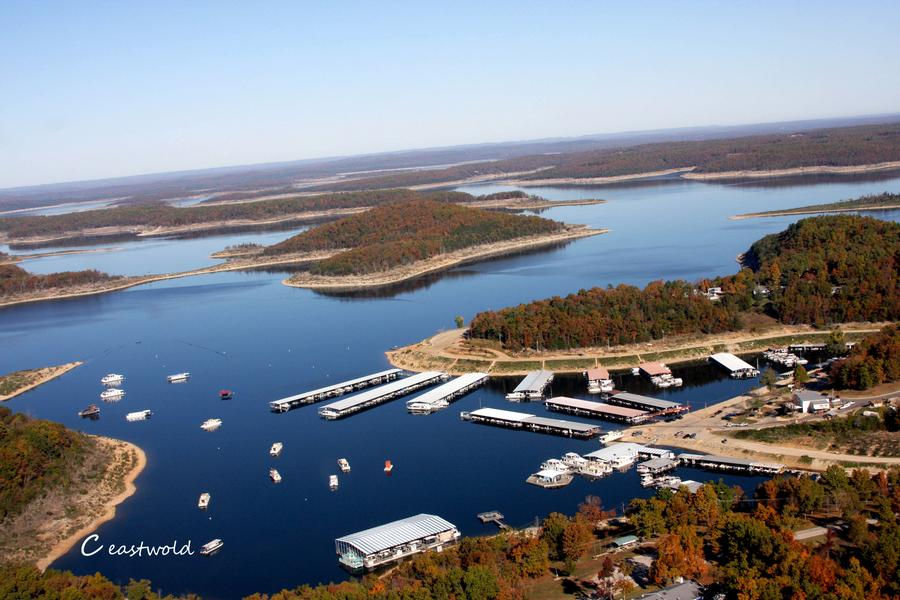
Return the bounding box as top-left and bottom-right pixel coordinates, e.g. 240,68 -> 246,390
167,372 -> 190,383
78,404 -> 100,418
338,458 -> 350,473
198,492 -> 211,509
270,442 -> 283,457
200,418 -> 222,431
100,388 -> 125,401
100,373 -> 124,386
329,474 -> 339,490
199,539 -> 223,556
219,389 -> 233,400
270,468 -> 282,483
384,460 -> 393,474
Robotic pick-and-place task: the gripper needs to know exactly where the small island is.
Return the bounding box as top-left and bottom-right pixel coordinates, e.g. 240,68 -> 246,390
0,407 -> 145,569
732,191 -> 900,220
267,199 -> 607,290
0,362 -> 83,401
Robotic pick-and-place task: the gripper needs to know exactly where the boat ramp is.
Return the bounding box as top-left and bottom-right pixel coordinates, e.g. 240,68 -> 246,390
460,407 -> 600,438
544,396 -> 649,424
406,372 -> 488,414
506,369 -> 554,401
318,371 -> 447,419
270,369 -> 403,413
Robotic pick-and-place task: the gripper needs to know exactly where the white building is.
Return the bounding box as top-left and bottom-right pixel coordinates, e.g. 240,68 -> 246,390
792,390 -> 832,414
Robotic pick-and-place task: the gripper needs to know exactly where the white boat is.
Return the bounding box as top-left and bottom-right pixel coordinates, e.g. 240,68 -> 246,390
561,452 -> 587,469
406,400 -> 445,414
598,430 -> 623,445
198,492 -> 210,509
269,468 -> 282,483
199,539 -> 223,556
200,418 -> 222,431
671,377 -> 683,387
608,455 -> 636,470
338,458 -> 350,473
579,461 -> 613,478
631,367 -> 640,375
640,473 -> 655,487
167,372 -> 190,383
101,373 -> 124,386
588,380 -> 614,394
655,475 -> 683,489
100,388 -> 125,401
270,442 -> 283,457
540,458 -> 571,472
125,410 -> 152,422
329,474 -> 339,489
526,469 -> 574,488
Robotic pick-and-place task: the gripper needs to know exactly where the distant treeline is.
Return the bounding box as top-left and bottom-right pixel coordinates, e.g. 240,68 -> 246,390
0,189 -> 477,240
264,199 -> 563,276
831,325 -> 900,390
740,191 -> 900,217
307,123 -> 900,191
470,215 -> 899,351
0,264 -> 120,298
0,406 -> 92,521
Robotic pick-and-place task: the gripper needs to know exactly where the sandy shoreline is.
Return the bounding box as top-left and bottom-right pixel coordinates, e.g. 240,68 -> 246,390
683,160 -> 900,181
0,361 -> 83,401
730,204 -> 900,220
35,437 -> 147,571
282,227 -> 607,291
502,167 -> 696,187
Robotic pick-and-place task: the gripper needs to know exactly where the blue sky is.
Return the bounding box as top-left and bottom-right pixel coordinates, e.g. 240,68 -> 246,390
2,1 -> 899,188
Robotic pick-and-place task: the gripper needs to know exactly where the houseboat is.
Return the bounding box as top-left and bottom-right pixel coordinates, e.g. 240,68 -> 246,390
578,461 -> 613,478
198,492 -> 211,509
200,418 -> 222,431
125,410 -> 152,422
269,468 -> 282,483
199,539 -> 223,556
270,442 -> 283,457
585,367 -> 614,394
100,373 -> 124,386
561,452 -> 588,470
540,458 -> 571,473
329,474 -> 339,490
526,469 -> 574,488
78,404 -> 100,418
598,430 -> 624,445
338,458 -> 351,473
100,388 -> 125,401
167,372 -> 190,383
640,473 -> 655,487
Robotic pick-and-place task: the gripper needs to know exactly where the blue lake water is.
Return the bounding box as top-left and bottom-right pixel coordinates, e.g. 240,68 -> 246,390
2,174 -> 900,598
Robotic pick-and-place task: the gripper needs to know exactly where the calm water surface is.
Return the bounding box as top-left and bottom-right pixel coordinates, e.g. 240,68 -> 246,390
3,175 -> 900,598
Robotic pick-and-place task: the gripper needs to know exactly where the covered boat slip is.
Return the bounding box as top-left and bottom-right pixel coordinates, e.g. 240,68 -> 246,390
460,407 -> 600,438
318,371 -> 446,419
544,396 -> 649,424
405,372 -> 489,413
269,368 -> 403,412
335,513 -> 460,571
608,391 -> 688,415
709,352 -> 760,378
506,369 -> 554,401
678,453 -> 784,474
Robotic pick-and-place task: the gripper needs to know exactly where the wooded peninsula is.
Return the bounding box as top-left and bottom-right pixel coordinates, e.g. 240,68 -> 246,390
732,191 -> 900,219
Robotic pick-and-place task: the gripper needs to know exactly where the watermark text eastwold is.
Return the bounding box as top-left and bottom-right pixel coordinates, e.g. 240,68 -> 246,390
81,534 -> 194,558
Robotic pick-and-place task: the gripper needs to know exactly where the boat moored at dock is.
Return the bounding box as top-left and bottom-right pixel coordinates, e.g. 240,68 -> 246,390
506,369 -> 553,401
585,367 -> 614,394
198,492 -> 211,509
709,352 -> 760,379
125,410 -> 152,422
405,372 -> 488,414
199,539 -> 223,556
100,373 -> 124,386
167,372 -> 190,383
526,469 -> 574,488
200,418 -> 222,431
318,371 -> 447,420
460,407 -> 600,438
100,388 -> 125,401
598,430 -> 624,445
269,368 -> 403,413
270,442 -> 283,457
335,514 -> 460,571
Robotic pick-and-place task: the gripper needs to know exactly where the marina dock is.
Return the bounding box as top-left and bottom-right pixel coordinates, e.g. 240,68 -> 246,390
460,407 -> 600,438
506,369 -> 554,401
608,391 -> 688,416
335,513 -> 460,571
477,511 -> 510,530
544,396 -> 649,424
269,369 -> 403,413
405,372 -> 489,414
677,453 -> 784,474
709,352 -> 759,379
318,371 -> 446,419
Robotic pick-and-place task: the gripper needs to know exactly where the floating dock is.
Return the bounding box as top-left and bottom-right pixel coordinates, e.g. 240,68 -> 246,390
335,513 -> 460,571
270,369 -> 403,413
460,407 -> 600,438
608,392 -> 688,415
544,396 -> 649,424
506,369 -> 554,401
677,453 -> 784,474
318,371 -> 446,419
639,362 -> 671,378
405,372 -> 489,414
709,352 -> 759,379
637,457 -> 678,474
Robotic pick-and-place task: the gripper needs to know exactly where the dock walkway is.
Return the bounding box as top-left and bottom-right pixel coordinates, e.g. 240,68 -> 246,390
406,372 -> 488,413
318,371 -> 446,419
460,407 -> 600,438
506,369 -> 553,401
270,369 -> 403,413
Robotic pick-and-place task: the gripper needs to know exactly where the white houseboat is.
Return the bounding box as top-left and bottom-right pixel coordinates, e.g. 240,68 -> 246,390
167,372 -> 190,383
270,442 -> 283,457
198,492 -> 211,509
100,388 -> 125,401
125,410 -> 152,422
101,373 -> 124,386
200,418 -> 222,431
199,539 -> 223,555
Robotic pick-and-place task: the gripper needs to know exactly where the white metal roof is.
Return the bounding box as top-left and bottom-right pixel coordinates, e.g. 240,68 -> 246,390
611,392 -> 682,410
535,468 -> 565,478
468,407 -> 532,422
270,369 -> 402,407
321,371 -> 443,412
336,514 -> 456,555
546,396 -> 647,418
405,372 -> 488,408
710,352 -> 755,372
512,369 -> 554,393
585,442 -> 643,461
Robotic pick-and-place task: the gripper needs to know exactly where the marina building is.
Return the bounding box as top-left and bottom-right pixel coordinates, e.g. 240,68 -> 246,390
584,442 -> 643,469
709,352 -> 759,379
318,371 -> 446,419
544,396 -> 649,424
269,369 -> 403,412
608,392 -> 687,415
791,389 -> 832,414
334,514 -> 459,571
460,407 -> 600,438
405,372 -> 488,414
506,369 -> 554,401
